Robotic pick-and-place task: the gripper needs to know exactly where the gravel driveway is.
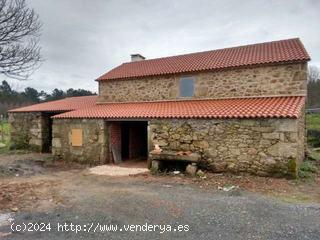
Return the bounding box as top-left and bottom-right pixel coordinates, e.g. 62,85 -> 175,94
1,173 -> 320,240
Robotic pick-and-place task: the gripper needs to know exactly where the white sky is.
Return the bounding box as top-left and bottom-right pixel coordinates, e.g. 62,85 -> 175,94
4,0 -> 320,93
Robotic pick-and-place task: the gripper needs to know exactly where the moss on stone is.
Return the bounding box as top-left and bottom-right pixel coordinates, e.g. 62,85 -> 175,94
287,158 -> 298,178
29,144 -> 42,152
9,140 -> 29,150
9,112 -> 44,152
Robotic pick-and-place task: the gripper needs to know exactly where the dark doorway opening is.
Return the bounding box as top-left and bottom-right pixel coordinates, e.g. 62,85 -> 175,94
42,112 -> 56,153
120,121 -> 148,161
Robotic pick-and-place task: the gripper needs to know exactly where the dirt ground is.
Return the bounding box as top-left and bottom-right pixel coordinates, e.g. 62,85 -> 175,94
151,172 -> 320,203
0,153 -> 319,239
0,152 -> 319,214
0,153 -> 85,212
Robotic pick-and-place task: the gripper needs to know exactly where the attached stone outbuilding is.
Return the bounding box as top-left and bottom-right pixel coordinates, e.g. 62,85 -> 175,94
9,112 -> 54,152
8,96 -> 97,152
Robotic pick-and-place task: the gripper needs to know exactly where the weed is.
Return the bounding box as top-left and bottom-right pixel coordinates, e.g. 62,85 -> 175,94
308,150 -> 320,163
306,113 -> 320,131
300,161 -> 318,173
298,160 -> 318,179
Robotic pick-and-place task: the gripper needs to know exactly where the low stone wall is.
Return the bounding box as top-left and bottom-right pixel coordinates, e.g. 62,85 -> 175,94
8,112 -> 48,151
52,119 -> 109,165
150,116 -> 305,177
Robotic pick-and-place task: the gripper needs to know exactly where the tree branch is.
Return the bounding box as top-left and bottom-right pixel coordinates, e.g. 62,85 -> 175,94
0,0 -> 42,80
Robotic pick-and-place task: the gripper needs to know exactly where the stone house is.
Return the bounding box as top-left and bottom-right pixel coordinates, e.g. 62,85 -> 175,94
9,38 -> 310,177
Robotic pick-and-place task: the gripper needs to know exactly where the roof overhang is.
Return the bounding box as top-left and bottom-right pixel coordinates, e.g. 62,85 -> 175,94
52,96 -> 305,120
9,95 -> 98,113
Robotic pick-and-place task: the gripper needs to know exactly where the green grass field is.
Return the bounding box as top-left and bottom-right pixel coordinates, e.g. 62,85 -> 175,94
306,113 -> 320,148
0,121 -> 10,153
0,122 -> 9,134
306,113 -> 320,131
303,113 -> 320,178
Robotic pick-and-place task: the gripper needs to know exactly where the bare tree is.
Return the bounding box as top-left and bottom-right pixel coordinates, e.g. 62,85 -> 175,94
308,65 -> 320,83
307,65 -> 320,108
0,0 -> 42,80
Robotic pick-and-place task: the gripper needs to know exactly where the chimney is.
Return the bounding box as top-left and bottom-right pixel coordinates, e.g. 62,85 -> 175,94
131,54 -> 145,62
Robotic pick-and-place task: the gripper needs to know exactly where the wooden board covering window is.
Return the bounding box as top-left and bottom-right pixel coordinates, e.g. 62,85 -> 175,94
71,129 -> 83,146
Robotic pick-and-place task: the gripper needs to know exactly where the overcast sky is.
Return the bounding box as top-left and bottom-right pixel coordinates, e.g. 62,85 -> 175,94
6,0 -> 320,93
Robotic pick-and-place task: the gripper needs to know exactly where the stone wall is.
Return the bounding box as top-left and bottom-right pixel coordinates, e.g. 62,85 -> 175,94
149,116 -> 305,177
98,63 -> 307,103
8,112 -> 49,151
52,119 -> 109,165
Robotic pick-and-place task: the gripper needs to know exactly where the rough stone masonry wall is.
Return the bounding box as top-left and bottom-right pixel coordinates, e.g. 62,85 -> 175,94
150,116 -> 305,177
8,112 -> 48,151
52,119 -> 109,165
98,63 -> 307,103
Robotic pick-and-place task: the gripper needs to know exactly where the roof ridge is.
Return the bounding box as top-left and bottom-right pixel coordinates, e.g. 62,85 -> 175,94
64,95 -> 97,99
121,38 -> 302,65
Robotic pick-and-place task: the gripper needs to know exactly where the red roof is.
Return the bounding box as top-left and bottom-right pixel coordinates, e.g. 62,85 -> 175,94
97,38 -> 310,81
9,95 -> 98,113
53,96 -> 305,119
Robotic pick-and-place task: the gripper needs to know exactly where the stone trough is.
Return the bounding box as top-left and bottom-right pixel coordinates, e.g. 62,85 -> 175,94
149,150 -> 200,176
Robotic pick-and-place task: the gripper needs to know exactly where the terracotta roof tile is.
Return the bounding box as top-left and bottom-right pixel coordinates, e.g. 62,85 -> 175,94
9,95 -> 98,113
97,38 -> 310,81
53,96 -> 305,119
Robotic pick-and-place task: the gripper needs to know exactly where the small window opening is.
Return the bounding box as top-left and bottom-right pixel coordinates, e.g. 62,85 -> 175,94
179,77 -> 194,97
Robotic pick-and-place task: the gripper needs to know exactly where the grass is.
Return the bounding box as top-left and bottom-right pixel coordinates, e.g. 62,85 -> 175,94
300,161 -> 317,173
299,113 -> 320,179
0,122 -> 9,135
299,150 -> 319,179
306,113 -> 320,131
0,121 -> 10,154
306,113 -> 320,147
308,150 -> 320,162
273,194 -> 312,204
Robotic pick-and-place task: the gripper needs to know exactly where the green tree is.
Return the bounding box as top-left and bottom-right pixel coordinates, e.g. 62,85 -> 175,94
66,88 -> 95,97
0,80 -> 12,93
45,88 -> 65,101
22,87 -> 40,103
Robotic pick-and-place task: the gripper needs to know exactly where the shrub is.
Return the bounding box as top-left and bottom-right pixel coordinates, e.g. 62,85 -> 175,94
307,130 -> 320,147
300,161 -> 317,173
298,161 -> 318,179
